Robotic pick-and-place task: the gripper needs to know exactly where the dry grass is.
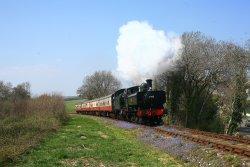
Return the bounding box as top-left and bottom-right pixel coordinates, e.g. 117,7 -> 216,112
0,94 -> 69,164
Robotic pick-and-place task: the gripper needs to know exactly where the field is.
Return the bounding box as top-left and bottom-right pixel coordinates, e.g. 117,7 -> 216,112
65,99 -> 84,113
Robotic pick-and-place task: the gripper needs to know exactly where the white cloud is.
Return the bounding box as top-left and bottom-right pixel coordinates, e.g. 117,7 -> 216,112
116,20 -> 182,84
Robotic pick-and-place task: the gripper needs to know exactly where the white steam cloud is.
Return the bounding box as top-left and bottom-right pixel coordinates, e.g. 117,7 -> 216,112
116,20 -> 182,84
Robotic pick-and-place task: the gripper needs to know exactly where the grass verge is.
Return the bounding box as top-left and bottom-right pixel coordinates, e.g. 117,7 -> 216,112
10,115 -> 183,167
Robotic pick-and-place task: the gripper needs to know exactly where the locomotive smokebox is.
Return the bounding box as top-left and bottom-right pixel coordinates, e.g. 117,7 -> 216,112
146,79 -> 152,90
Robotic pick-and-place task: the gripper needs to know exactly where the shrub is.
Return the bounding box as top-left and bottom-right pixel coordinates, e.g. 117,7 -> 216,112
0,94 -> 69,164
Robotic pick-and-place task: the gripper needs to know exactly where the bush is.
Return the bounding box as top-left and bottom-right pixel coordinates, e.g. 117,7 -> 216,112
0,94 -> 69,164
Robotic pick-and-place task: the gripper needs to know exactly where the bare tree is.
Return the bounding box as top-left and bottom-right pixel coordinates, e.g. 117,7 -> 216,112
12,82 -> 31,101
0,81 -> 31,101
77,71 -> 121,99
155,32 -> 248,133
0,81 -> 31,117
218,42 -> 248,134
174,32 -> 223,128
0,81 -> 12,101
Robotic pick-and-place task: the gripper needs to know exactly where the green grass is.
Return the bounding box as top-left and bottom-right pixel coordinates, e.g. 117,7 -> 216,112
65,100 -> 83,113
10,115 -> 182,167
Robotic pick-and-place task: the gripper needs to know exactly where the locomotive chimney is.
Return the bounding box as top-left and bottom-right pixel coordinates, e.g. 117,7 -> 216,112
146,79 -> 152,90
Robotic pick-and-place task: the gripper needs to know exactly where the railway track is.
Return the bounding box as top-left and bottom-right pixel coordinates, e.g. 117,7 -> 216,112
71,112 -> 250,158
172,126 -> 250,145
154,126 -> 250,158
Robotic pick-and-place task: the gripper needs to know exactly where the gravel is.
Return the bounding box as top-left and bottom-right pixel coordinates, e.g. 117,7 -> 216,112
139,128 -> 198,161
91,116 -> 248,166
138,126 -> 248,167
113,120 -> 140,129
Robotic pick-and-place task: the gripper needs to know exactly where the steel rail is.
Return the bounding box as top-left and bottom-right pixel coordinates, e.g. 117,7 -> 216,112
154,127 -> 250,158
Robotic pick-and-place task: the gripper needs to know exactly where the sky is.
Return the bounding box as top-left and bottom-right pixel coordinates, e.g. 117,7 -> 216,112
0,0 -> 249,96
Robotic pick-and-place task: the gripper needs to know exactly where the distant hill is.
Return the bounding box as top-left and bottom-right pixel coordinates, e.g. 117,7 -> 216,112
64,96 -> 85,101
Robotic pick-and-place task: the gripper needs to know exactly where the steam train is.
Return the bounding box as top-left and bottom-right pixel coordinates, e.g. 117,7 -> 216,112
75,79 -> 166,125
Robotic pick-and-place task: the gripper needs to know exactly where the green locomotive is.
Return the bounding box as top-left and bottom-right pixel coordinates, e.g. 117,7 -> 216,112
112,79 -> 166,125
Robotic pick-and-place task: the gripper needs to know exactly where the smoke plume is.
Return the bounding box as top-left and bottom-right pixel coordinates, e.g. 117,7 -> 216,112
116,20 -> 182,84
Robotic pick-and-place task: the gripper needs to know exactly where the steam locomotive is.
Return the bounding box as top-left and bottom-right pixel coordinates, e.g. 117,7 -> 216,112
75,79 -> 166,125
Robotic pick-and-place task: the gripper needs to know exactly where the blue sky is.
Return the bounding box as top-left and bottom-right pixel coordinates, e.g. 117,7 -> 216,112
0,0 -> 249,96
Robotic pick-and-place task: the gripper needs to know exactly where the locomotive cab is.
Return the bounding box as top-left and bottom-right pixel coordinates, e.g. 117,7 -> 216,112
112,89 -> 126,111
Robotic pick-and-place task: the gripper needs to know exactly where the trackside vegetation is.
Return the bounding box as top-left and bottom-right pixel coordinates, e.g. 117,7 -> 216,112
0,81 -> 69,165
11,115 -> 182,167
1,94 -> 182,166
155,32 -> 249,134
